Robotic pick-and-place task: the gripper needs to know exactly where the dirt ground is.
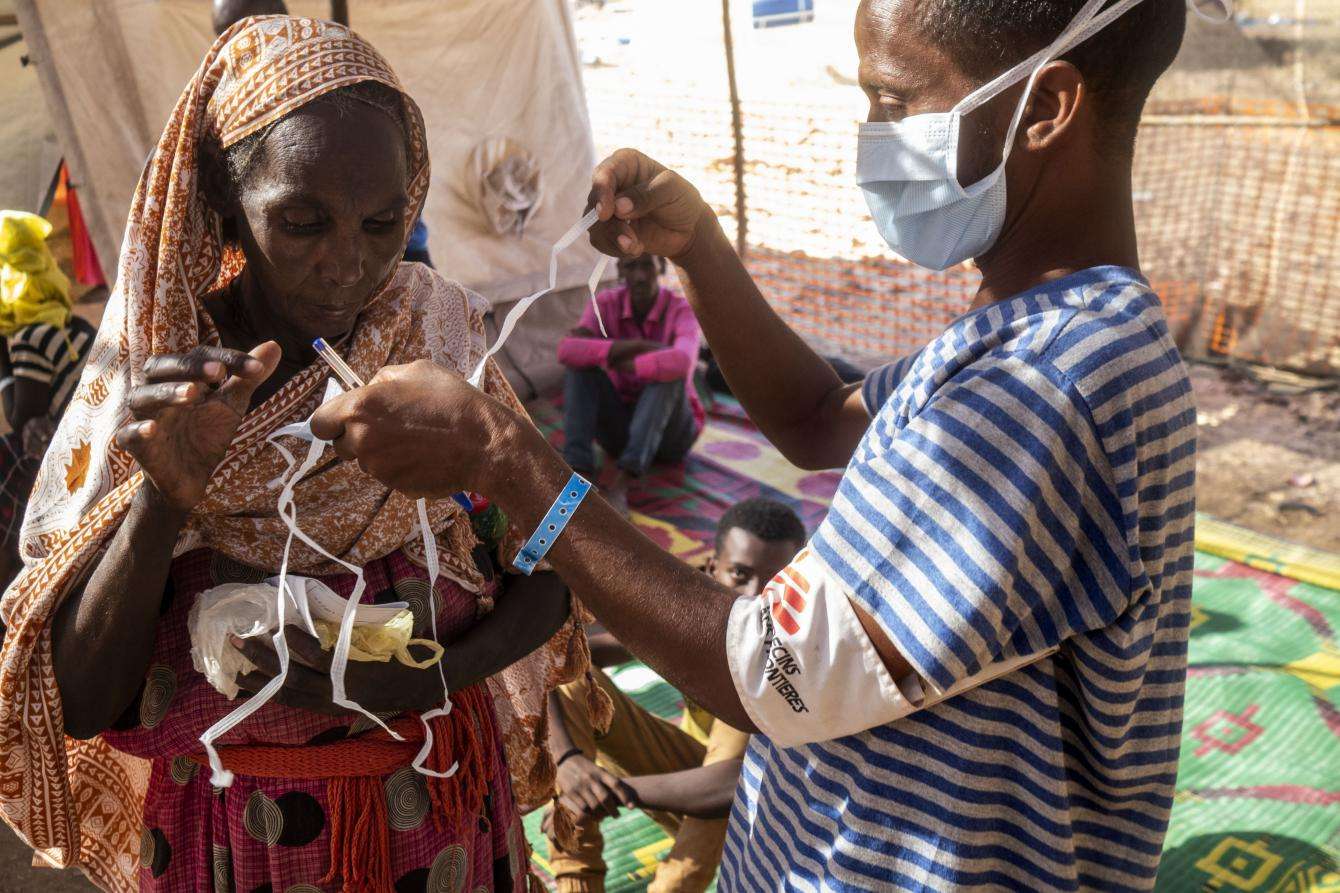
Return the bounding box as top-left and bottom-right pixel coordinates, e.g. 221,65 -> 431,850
1190,362 -> 1340,553
0,831 -> 90,891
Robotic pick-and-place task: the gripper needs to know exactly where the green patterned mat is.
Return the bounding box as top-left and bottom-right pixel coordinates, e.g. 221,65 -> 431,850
523,397 -> 1340,890
1157,552 -> 1340,891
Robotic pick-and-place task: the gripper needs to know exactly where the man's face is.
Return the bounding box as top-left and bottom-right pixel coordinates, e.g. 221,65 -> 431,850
617,255 -> 660,307
854,0 -> 1019,189
708,528 -> 802,599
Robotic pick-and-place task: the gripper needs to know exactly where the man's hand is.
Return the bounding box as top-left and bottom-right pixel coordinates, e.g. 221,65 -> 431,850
607,338 -> 663,375
553,754 -> 638,822
588,149 -> 712,261
309,359 -> 532,499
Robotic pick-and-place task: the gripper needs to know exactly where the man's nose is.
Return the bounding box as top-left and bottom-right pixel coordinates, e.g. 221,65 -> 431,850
739,578 -> 762,599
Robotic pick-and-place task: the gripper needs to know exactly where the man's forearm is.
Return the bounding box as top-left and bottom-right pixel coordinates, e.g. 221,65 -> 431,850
586,631 -> 635,668
606,339 -> 661,366
674,216 -> 853,469
625,760 -> 743,819
491,423 -> 756,732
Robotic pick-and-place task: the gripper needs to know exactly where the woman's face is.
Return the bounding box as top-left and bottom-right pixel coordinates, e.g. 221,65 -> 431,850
232,100 -> 410,342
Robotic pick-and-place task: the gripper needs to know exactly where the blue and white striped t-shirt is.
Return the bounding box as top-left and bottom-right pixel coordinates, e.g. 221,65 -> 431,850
721,267 -> 1197,891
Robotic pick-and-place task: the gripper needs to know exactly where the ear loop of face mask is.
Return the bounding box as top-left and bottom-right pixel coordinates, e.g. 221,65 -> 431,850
941,0 -> 1234,188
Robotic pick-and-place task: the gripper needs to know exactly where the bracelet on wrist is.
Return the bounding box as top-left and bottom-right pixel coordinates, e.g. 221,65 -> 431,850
512,472 -> 592,575
555,746 -> 584,768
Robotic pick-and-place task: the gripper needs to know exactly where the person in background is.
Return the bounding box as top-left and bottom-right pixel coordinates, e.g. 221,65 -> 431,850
403,215 -> 434,267
543,497 -> 805,893
0,210 -> 96,593
557,253 -> 703,514
211,0 -> 286,34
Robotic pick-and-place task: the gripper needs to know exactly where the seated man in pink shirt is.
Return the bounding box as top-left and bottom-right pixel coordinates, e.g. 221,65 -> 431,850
557,254 -> 704,511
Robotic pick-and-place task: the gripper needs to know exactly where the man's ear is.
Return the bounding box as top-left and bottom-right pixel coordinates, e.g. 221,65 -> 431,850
1021,60 -> 1086,152
705,555 -> 718,576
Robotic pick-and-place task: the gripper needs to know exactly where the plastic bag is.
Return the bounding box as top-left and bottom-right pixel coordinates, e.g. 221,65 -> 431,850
188,576 -> 444,700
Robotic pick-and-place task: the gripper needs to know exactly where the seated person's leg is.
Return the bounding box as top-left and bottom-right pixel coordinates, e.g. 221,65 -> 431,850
547,669 -> 708,877
648,720 -> 751,893
547,673 -> 612,892
652,380 -> 699,466
618,379 -> 694,478
562,368 -> 628,477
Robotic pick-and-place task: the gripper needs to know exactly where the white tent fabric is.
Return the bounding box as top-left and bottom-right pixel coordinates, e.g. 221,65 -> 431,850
13,0 -> 603,306
0,6 -> 60,214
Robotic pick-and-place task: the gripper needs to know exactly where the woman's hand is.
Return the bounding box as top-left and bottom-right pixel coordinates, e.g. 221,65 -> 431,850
232,627 -> 444,716
311,359 -> 533,499
588,149 -> 712,261
115,343 -> 281,511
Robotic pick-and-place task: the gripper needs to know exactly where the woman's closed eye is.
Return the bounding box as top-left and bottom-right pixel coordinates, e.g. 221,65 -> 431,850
363,213 -> 399,234
281,210 -> 326,235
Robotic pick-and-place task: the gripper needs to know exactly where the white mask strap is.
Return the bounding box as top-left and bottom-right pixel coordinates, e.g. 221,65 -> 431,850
409,497 -> 460,779
469,208 -> 610,388
954,0 -> 1235,165
200,380 -> 402,786
954,0 -> 1108,117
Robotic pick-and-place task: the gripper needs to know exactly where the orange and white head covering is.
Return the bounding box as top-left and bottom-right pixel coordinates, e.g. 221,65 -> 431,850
0,17 -> 604,890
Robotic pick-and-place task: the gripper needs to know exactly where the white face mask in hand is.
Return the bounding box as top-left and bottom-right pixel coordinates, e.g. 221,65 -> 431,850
856,0 -> 1232,271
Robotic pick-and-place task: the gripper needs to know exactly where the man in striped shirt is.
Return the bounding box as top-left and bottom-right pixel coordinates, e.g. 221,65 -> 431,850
314,0 -> 1200,888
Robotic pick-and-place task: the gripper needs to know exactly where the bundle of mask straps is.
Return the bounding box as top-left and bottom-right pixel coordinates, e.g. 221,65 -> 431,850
199,209 -> 610,787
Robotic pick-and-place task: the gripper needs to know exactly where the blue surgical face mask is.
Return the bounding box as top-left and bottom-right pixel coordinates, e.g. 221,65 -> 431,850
856,0 -> 1231,271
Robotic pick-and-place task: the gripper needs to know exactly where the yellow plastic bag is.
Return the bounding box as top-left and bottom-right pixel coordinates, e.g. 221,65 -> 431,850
313,609 -> 444,669
0,210 -> 72,336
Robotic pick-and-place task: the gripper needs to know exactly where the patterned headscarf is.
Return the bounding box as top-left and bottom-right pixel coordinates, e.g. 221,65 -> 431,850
0,17 -> 602,891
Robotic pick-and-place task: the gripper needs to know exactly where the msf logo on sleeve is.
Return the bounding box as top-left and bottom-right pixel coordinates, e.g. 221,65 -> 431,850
766,549 -> 811,635
758,550 -> 812,713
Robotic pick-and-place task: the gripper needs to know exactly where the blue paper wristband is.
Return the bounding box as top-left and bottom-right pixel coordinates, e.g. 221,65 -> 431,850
512,473 -> 592,575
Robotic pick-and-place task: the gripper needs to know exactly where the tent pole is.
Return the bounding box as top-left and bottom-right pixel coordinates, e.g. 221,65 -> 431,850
721,0 -> 747,258
330,1 -> 349,26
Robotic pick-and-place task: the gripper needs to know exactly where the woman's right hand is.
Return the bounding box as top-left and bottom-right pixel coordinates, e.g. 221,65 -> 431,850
588,149 -> 713,261
115,342 -> 281,512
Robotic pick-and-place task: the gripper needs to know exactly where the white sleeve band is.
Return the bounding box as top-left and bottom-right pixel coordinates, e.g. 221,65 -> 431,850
725,547 -> 1059,748
725,547 -> 921,747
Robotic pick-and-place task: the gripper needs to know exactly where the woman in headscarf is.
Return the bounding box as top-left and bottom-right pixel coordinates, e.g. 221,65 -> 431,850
0,16 -> 606,892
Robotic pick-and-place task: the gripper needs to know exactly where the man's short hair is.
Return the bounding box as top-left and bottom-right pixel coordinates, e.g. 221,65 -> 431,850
914,0 -> 1187,155
715,498 -> 807,552
213,0 -> 288,35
